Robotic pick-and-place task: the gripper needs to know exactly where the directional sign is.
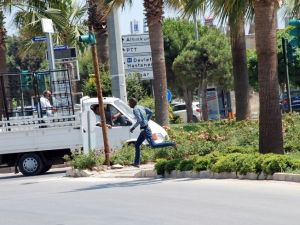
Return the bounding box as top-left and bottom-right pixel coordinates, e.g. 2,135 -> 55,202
167,89 -> 172,103
122,34 -> 150,45
122,45 -> 151,55
122,33 -> 153,80
32,36 -> 47,42
127,71 -> 153,80
124,55 -> 152,70
53,45 -> 68,50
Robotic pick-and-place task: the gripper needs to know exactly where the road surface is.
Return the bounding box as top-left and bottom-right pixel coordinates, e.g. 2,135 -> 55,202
0,169 -> 300,225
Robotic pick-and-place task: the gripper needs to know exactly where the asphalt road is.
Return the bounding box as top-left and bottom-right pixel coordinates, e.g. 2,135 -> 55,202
1,169 -> 300,225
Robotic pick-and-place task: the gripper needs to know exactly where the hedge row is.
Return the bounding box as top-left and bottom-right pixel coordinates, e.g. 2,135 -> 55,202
155,153 -> 300,176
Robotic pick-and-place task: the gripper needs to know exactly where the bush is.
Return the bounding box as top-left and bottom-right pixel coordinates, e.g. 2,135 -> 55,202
164,159 -> 181,174
235,154 -> 260,175
211,153 -> 241,173
155,159 -> 168,175
193,156 -> 212,172
153,146 -> 185,160
261,154 -> 296,175
67,150 -> 104,170
177,159 -> 194,171
110,145 -> 135,165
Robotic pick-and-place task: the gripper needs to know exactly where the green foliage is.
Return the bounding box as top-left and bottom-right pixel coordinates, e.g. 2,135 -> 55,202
155,159 -> 168,175
110,145 -> 135,166
139,96 -> 155,111
126,74 -> 151,100
193,156 -> 213,172
176,159 -> 194,171
248,29 -> 300,91
155,153 -> 300,176
66,151 -> 104,170
164,159 -> 181,174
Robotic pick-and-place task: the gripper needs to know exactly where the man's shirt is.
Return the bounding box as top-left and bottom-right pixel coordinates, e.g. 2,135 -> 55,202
40,96 -> 52,117
132,105 -> 152,129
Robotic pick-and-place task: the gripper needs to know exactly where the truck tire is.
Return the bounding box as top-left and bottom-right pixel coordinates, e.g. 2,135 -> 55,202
40,164 -> 52,174
18,153 -> 44,176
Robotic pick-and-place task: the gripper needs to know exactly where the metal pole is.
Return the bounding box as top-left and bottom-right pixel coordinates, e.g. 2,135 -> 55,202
46,33 -> 56,71
193,13 -> 199,40
46,32 -> 58,94
91,31 -> 111,166
107,8 -> 127,102
282,38 -> 292,112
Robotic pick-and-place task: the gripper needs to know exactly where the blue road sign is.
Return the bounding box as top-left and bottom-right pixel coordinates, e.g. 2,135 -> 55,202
167,89 -> 172,103
53,45 -> 68,50
32,36 -> 47,42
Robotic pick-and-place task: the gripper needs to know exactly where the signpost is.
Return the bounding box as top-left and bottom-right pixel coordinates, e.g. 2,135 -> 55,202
32,36 -> 47,42
122,34 -> 153,80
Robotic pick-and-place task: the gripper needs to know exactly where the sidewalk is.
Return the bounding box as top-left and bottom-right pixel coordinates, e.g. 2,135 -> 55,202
66,163 -> 157,178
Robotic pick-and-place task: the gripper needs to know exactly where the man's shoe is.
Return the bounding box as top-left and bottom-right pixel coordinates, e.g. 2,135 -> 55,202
131,164 -> 140,168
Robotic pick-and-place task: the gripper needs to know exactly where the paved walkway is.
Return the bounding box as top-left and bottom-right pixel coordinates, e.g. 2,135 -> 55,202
66,163 -> 157,178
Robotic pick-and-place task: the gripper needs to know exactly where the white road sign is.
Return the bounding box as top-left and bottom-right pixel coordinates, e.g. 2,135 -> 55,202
122,34 -> 153,80
124,55 -> 152,70
122,34 -> 150,45
126,71 -> 153,80
122,45 -> 151,55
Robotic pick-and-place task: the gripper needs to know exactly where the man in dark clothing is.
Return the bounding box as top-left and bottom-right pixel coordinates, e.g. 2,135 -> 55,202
129,98 -> 176,167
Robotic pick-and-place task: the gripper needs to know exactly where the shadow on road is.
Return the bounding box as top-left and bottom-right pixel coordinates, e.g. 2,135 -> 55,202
0,169 -> 67,180
64,178 -> 163,193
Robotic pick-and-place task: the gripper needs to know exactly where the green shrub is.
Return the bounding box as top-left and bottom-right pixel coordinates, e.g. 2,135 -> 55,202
261,154 -> 294,175
211,153 -> 241,173
68,150 -> 104,170
153,146 -> 185,160
177,160 -> 194,171
235,154 -> 260,175
110,145 -> 135,165
155,159 -> 168,175
193,156 -> 212,172
164,159 -> 181,174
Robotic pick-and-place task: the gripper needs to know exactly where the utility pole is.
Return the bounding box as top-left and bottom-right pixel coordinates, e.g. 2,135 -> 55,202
193,13 -> 199,40
79,29 -> 111,165
107,8 -> 127,102
282,38 -> 292,112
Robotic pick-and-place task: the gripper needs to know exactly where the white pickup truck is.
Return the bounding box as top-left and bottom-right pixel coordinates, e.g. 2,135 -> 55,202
0,96 -> 168,176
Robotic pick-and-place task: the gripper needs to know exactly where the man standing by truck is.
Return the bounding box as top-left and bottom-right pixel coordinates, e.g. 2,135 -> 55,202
129,98 -> 176,167
40,90 -> 55,117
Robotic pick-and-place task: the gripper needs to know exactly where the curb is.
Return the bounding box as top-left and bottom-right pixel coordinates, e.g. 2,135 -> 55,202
64,168 -> 300,183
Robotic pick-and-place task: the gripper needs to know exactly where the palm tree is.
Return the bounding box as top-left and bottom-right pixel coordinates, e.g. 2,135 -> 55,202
105,0 -> 169,126
13,0 -> 87,51
0,11 -> 7,119
88,0 -> 110,66
253,0 -> 283,154
177,0 -> 251,121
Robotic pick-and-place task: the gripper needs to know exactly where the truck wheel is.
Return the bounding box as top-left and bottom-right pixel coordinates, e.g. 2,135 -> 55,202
40,164 -> 52,174
18,153 -> 44,176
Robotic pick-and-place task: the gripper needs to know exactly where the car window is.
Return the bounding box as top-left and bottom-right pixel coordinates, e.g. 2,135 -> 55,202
173,105 -> 186,111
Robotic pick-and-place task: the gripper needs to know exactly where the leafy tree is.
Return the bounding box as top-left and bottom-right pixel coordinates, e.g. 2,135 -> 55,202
248,29 -> 300,93
173,28 -> 232,121
163,18 -> 206,90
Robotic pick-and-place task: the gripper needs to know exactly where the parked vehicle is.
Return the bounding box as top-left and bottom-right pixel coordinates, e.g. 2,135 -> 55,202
280,90 -> 300,112
172,102 -> 201,122
0,97 -> 168,176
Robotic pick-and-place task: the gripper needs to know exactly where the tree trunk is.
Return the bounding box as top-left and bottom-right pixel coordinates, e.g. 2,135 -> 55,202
183,85 -> 194,123
253,0 -> 283,154
201,76 -> 208,121
95,28 -> 109,66
230,18 -> 250,121
0,11 -> 7,121
89,0 -> 109,66
144,0 -> 169,126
